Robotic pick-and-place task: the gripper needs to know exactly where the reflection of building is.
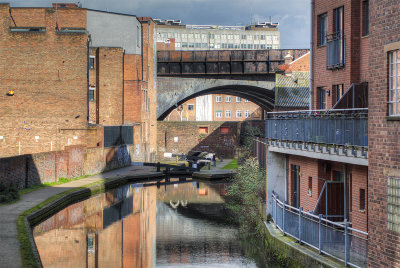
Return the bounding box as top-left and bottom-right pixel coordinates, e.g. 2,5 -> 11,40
33,184 -> 156,268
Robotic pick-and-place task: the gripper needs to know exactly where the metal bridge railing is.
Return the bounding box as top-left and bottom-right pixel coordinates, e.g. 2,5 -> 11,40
271,193 -> 368,268
266,108 -> 368,148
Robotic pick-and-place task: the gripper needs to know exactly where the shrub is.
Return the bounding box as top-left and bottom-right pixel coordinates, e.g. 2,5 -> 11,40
0,183 -> 19,203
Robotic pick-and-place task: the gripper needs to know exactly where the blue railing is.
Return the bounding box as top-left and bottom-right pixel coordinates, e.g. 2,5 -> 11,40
266,109 -> 368,148
271,193 -> 368,268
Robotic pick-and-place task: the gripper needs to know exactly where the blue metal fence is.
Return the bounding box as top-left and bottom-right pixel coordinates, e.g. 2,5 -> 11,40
271,193 -> 368,268
266,109 -> 368,148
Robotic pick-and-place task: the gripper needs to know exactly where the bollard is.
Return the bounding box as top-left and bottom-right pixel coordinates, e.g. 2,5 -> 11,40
318,214 -> 322,254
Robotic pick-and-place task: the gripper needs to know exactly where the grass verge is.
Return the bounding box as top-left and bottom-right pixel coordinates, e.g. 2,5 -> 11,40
221,158 -> 239,170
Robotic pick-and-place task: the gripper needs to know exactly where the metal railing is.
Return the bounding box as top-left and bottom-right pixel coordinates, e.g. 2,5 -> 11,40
327,32 -> 345,69
266,108 -> 368,148
271,193 -> 368,268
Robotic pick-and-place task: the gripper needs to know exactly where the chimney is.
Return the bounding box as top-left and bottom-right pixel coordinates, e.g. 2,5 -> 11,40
284,52 -> 293,64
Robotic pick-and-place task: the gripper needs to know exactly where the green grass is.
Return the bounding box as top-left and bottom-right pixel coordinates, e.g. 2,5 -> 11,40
222,158 -> 239,170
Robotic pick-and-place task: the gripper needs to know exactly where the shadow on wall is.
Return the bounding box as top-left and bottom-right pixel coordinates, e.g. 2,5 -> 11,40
0,144 -> 133,189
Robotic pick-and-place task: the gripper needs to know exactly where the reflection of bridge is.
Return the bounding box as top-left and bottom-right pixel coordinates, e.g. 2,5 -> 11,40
156,49 -> 309,119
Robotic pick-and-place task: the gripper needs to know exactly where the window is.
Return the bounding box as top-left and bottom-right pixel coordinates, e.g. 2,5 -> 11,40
225,96 -> 231,103
228,44 -> 234,48
216,111 -> 222,118
241,34 -> 247,40
236,97 -> 242,102
241,44 -> 246,49
89,56 -> 95,69
220,127 -> 229,134
245,110 -> 251,118
216,96 -> 222,103
245,99 -> 250,102
188,42 -> 194,48
194,33 -> 200,39
215,34 -> 220,39
318,13 -> 327,46
88,87 -> 95,102
308,177 -> 312,195
389,50 -> 400,115
188,34 -> 194,39
318,88 -> 326,109
359,189 -> 366,211
202,43 -> 207,48
182,42 -> 188,48
188,104 -> 194,111
199,127 -> 208,134
362,1 -> 369,36
266,44 -> 272,49
175,42 -> 181,48
260,44 -> 266,49
333,84 -> 344,104
236,110 -> 242,118
327,7 -> 345,69
248,44 -> 253,49
334,7 -> 344,35
388,177 -> 400,232
225,110 -> 231,118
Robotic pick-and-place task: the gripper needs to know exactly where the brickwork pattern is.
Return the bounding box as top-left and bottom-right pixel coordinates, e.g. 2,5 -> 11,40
368,0 -> 400,266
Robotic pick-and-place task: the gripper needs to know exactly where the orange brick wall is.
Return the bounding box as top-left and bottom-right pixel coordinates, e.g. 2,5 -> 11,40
0,4 -> 90,157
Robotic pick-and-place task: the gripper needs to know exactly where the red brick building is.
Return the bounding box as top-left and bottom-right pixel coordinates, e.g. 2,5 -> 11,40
368,0 -> 400,266
263,0 -> 370,266
0,4 -> 158,186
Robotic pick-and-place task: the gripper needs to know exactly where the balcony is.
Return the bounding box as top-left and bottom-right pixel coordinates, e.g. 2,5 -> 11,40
326,33 -> 345,70
265,109 -> 368,162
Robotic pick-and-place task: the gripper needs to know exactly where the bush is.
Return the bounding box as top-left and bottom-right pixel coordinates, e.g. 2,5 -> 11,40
226,157 -> 265,235
0,183 -> 19,203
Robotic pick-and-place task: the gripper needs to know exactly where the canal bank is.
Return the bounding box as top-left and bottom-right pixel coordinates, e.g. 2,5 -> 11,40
0,166 -> 163,268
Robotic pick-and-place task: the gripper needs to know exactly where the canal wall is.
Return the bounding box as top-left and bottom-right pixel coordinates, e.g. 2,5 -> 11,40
0,144 -> 135,189
157,120 -> 265,160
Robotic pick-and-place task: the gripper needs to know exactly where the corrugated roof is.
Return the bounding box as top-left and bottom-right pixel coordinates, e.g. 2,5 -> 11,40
275,72 -> 310,108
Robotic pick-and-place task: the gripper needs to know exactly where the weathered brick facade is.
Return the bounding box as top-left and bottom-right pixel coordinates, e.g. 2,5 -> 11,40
0,4 -> 101,157
368,0 -> 400,266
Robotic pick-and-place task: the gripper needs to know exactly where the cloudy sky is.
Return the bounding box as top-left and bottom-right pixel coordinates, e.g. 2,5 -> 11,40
8,0 -> 311,49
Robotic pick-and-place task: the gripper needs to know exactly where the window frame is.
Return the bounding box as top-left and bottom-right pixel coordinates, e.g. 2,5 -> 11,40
89,56 -> 95,69
236,97 -> 242,103
216,96 -> 222,103
388,50 -> 400,116
318,87 -> 327,110
318,13 -> 327,46
362,0 -> 369,36
225,110 -> 231,118
88,87 -> 95,102
215,111 -> 222,118
225,96 -> 231,103
236,110 -> 242,118
245,110 -> 251,118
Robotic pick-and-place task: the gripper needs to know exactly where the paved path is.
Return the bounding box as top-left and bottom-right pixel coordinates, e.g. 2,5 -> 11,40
0,165 -> 160,268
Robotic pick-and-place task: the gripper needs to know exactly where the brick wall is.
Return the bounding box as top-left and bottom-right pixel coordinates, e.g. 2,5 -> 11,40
368,0 -> 400,266
0,4 -> 90,157
312,0 -> 369,109
157,121 -> 240,159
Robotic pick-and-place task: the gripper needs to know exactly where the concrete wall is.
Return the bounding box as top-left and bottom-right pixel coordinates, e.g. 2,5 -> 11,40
87,10 -> 141,55
266,151 -> 286,215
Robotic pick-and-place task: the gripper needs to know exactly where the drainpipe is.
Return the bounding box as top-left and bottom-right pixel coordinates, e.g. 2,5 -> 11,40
122,49 -> 125,125
310,0 -> 314,111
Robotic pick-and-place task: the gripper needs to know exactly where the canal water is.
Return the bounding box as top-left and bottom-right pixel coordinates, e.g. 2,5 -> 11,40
32,178 -> 276,267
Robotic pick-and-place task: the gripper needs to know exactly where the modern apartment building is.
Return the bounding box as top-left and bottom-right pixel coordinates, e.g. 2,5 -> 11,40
260,1 -> 370,267
155,19 -> 280,51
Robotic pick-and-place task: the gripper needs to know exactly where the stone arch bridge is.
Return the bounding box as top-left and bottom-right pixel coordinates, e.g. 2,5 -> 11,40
156,49 -> 309,120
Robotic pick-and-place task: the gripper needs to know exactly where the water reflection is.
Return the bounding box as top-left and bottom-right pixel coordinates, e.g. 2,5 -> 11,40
33,179 -> 260,267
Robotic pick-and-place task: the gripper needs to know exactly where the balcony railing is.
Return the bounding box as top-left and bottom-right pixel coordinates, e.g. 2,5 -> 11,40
326,33 -> 345,69
266,109 -> 368,148
271,193 -> 368,268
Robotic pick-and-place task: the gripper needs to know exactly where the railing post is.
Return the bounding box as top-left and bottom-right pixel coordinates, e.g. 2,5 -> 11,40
282,202 -> 286,235
299,207 -> 303,244
318,214 -> 322,254
157,162 -> 161,172
274,196 -> 277,224
345,219 -> 349,266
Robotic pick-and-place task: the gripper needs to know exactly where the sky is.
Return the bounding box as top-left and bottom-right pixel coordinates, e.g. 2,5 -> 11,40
8,0 -> 311,49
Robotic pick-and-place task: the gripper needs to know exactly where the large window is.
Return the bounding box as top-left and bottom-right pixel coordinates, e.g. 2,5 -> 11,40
327,7 -> 345,69
318,13 -> 327,46
389,50 -> 400,115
